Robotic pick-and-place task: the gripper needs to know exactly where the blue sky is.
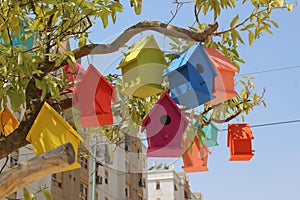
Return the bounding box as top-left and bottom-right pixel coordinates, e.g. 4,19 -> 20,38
78,1 -> 300,199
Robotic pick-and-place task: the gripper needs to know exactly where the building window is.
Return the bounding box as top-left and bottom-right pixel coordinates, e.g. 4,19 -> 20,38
104,144 -> 111,164
125,183 -> 131,198
80,157 -> 88,169
156,180 -> 160,190
96,175 -> 102,185
79,182 -> 88,200
138,194 -> 143,200
174,183 -> 178,191
9,151 -> 19,167
105,169 -> 108,184
125,134 -> 130,151
51,173 -> 62,188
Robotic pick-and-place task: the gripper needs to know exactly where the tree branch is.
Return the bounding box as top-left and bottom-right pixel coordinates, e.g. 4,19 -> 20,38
72,20 -> 218,58
0,143 -> 75,199
0,20 -> 218,160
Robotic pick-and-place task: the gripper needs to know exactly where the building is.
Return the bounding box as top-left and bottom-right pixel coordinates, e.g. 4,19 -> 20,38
1,130 -> 147,200
146,164 -> 203,200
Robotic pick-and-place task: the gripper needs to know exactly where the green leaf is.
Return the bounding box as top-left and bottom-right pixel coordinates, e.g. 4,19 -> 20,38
0,20 -> 8,31
286,4 -> 294,12
277,0 -> 284,7
42,0 -> 57,4
78,37 -> 86,48
23,188 -> 34,200
100,13 -> 109,28
230,15 -> 239,28
7,88 -> 23,111
43,190 -> 53,200
270,20 -> 279,28
248,32 -> 255,46
241,23 -> 256,31
232,30 -> 244,44
133,0 -> 142,15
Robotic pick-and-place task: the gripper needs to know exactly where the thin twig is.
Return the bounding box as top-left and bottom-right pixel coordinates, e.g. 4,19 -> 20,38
214,8 -> 267,36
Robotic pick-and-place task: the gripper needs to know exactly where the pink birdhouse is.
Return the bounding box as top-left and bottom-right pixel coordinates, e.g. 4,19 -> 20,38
61,63 -> 85,93
73,64 -> 116,128
142,92 -> 188,157
182,136 -> 211,173
205,47 -> 239,105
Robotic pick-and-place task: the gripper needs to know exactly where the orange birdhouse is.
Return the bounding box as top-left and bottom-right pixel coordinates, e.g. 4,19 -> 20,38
26,102 -> 83,172
182,136 -> 210,173
73,64 -> 116,128
0,107 -> 19,137
227,124 -> 254,161
205,47 -> 238,105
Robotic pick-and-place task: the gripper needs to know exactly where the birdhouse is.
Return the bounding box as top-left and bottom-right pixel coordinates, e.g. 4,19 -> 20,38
205,47 -> 238,105
73,64 -> 116,128
63,63 -> 85,83
182,136 -> 210,173
117,35 -> 167,98
0,20 -> 34,51
0,107 -> 19,137
61,63 -> 85,92
163,43 -> 217,108
142,92 -> 188,157
26,102 -> 83,172
227,124 -> 254,161
194,117 -> 219,147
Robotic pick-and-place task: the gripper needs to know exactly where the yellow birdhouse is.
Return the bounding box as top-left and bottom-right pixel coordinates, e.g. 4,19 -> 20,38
117,35 -> 167,98
26,102 -> 83,172
0,107 -> 19,137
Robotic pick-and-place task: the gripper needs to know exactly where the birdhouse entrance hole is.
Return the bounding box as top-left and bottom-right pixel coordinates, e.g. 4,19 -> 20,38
196,64 -> 204,73
160,115 -> 171,125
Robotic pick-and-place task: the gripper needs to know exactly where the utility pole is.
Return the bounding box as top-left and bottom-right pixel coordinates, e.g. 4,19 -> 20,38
92,142 -> 97,200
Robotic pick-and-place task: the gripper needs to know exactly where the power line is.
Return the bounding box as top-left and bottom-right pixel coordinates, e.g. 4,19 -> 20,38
237,65 -> 300,76
221,119 -> 300,131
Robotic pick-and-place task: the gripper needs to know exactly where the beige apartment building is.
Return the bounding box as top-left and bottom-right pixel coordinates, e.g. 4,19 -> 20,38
2,131 -> 147,200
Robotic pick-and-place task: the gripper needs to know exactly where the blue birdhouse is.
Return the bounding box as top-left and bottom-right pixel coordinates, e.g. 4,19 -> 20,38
194,116 -> 219,147
0,20 -> 34,51
163,43 -> 217,108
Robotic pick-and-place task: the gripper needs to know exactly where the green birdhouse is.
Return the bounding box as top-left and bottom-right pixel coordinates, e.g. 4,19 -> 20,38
117,35 -> 167,98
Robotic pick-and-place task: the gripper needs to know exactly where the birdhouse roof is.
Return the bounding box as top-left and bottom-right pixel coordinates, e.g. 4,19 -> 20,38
26,102 -> 83,143
117,34 -> 163,69
76,64 -> 116,102
142,92 -> 188,130
205,47 -> 239,72
163,43 -> 217,77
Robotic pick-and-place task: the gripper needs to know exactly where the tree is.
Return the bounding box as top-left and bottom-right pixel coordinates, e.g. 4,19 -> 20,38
0,0 -> 294,162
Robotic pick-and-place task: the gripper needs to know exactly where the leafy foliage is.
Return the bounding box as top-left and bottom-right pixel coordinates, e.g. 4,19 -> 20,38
0,0 -> 294,195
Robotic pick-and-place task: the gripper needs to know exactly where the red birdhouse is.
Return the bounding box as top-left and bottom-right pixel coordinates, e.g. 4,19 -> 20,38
227,124 -> 254,161
62,63 -> 85,92
182,136 -> 211,173
205,47 -> 238,105
73,64 -> 116,128
142,92 -> 188,157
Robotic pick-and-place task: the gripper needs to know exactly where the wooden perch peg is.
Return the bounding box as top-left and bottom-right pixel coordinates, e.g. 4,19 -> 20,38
0,142 -> 75,199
